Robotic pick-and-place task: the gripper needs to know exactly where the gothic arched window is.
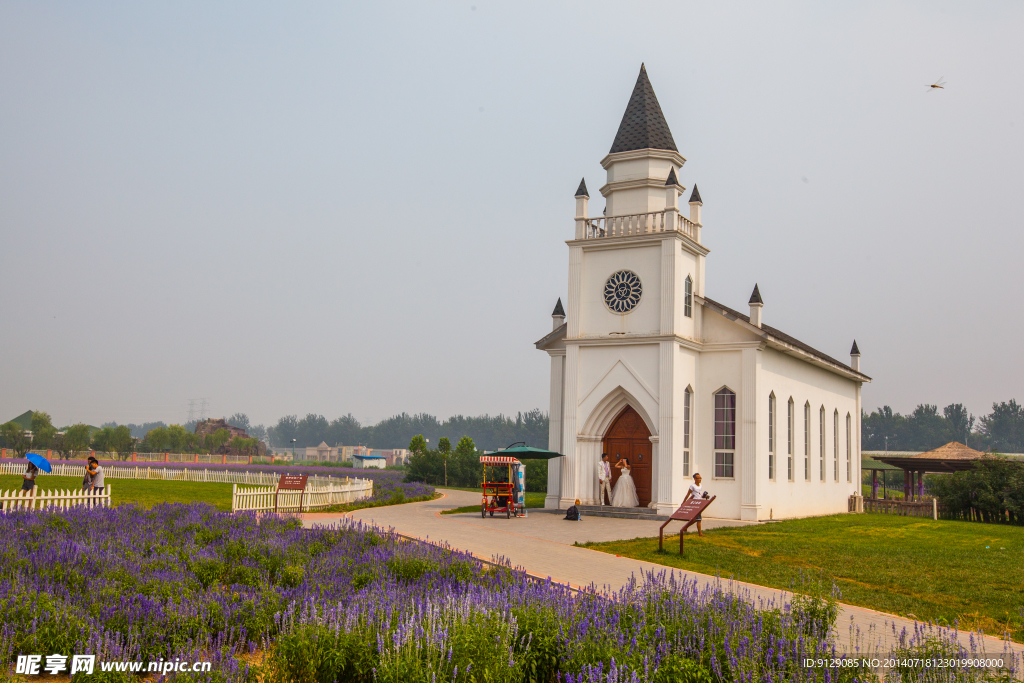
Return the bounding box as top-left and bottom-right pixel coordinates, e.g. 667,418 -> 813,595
684,275 -> 693,318
714,388 -> 736,478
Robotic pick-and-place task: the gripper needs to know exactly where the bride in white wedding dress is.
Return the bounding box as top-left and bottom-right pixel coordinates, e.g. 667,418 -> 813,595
610,457 -> 639,508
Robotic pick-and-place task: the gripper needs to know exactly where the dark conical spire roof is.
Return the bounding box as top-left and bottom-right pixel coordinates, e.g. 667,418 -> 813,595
850,340 -> 861,355
689,184 -> 702,203
552,298 -> 566,317
609,64 -> 678,154
665,168 -> 680,187
748,284 -> 763,305
574,177 -> 589,198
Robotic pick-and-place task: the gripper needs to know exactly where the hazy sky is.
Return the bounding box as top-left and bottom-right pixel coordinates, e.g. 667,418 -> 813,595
2,2 -> 1022,429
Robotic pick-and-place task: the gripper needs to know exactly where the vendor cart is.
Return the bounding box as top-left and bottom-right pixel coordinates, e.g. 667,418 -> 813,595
480,455 -> 522,518
479,443 -> 567,519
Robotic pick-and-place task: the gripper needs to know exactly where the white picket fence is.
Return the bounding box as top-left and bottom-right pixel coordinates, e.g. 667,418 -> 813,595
0,485 -> 112,511
232,481 -> 373,513
0,462 -> 369,490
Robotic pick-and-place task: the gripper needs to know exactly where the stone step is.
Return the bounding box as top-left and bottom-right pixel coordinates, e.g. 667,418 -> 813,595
577,504 -> 659,515
547,505 -> 670,521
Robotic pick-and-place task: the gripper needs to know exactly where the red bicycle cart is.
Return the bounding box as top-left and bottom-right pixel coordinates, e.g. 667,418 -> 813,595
480,455 -> 522,518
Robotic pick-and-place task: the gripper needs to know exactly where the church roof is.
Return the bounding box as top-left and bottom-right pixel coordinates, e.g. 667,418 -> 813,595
575,177 -> 589,198
701,296 -> 871,381
850,340 -> 861,355
552,298 -> 566,317
689,184 -> 702,203
748,284 -> 763,305
534,322 -> 567,350
609,64 -> 678,154
665,168 -> 680,187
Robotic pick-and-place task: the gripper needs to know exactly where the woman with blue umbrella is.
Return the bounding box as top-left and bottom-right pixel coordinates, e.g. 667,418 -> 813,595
23,452 -> 52,496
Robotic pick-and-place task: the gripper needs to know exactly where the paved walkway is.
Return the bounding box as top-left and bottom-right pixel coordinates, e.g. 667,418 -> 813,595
302,489 -> 1023,660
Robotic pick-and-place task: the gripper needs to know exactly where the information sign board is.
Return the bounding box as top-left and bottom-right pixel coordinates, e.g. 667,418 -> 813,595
659,495 -> 716,554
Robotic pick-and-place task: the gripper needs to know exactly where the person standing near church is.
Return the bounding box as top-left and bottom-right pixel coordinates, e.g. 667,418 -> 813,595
682,472 -> 705,537
597,453 -> 613,506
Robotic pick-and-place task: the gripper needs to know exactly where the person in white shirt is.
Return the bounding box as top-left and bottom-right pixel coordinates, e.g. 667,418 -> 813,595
682,472 -> 705,536
597,453 -> 613,506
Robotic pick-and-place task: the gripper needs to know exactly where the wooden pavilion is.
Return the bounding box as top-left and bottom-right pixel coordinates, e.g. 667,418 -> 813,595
874,441 -> 986,501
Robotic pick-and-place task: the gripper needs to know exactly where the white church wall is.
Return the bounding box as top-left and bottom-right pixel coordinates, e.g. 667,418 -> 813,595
757,347 -> 859,520
672,247 -> 700,340
604,158 -> 677,215
692,349 -> 744,520
579,245 -> 661,336
577,344 -> 661,436
701,309 -> 762,344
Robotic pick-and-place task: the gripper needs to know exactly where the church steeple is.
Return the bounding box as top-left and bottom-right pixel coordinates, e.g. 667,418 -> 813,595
609,64 -> 678,154
599,65 -> 686,218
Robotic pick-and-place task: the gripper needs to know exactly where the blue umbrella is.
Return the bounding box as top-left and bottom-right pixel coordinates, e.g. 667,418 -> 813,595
26,452 -> 52,473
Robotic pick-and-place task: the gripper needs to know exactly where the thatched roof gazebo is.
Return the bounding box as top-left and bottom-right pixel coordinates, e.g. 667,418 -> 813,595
875,441 -> 987,501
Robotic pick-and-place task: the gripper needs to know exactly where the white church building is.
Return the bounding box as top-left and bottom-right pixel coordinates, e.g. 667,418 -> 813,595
535,65 -> 871,521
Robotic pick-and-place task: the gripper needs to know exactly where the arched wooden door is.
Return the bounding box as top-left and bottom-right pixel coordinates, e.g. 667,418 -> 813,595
603,406 -> 652,507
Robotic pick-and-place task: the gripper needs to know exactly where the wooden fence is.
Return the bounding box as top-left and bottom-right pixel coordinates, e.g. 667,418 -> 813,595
0,462 -> 372,492
862,496 -> 939,520
0,485 -> 112,511
232,482 -> 372,513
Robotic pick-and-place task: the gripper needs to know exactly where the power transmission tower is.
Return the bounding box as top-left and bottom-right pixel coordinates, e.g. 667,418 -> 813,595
187,399 -> 197,423
199,398 -> 209,421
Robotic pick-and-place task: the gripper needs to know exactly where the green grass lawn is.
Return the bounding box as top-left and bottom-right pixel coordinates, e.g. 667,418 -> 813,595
581,514 -> 1024,641
440,488 -> 546,514
0,475 -> 234,511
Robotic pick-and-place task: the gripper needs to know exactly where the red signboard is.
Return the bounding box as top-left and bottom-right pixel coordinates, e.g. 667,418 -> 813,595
275,474 -> 309,513
669,497 -> 714,521
277,474 -> 308,491
659,495 -> 716,554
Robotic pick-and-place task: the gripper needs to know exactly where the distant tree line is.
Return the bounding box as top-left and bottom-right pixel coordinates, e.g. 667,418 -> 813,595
0,412 -> 135,460
930,458 -> 1024,524
403,434 -> 547,492
266,409 -> 549,451
863,400 -> 1024,453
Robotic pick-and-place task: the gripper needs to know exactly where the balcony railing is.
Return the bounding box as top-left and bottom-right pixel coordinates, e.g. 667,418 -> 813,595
581,210 -> 699,241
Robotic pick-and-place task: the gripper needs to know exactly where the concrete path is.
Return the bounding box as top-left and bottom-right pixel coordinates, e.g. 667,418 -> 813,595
303,489 -> 1023,661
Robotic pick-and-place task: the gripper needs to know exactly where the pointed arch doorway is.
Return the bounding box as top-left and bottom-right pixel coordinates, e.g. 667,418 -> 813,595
603,405 -> 653,507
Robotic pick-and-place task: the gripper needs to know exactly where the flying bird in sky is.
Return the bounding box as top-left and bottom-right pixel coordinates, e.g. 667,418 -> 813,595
928,78 -> 946,90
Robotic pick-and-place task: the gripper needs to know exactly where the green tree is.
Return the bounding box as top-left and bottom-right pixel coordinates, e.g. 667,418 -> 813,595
438,437 -> 451,486
92,425 -> 135,460
167,424 -> 189,452
980,400 -> 1024,453
1,422 -> 31,458
205,428 -> 232,453
53,423 -> 92,459
30,411 -> 57,449
409,434 -> 428,455
143,426 -> 169,452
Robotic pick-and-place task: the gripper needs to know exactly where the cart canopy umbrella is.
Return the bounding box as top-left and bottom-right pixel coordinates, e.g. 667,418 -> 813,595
488,445 -> 564,460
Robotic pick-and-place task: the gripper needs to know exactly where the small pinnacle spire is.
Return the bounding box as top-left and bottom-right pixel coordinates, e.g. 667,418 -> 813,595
850,340 -> 861,356
689,184 -> 702,204
748,284 -> 763,305
552,298 -> 566,317
665,168 -> 680,187
575,178 -> 589,198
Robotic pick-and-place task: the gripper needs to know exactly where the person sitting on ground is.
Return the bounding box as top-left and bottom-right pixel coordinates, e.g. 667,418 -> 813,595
564,498 -> 582,521
681,472 -> 706,537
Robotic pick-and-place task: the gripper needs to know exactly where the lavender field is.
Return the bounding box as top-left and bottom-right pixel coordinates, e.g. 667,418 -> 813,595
0,504 -> 1015,683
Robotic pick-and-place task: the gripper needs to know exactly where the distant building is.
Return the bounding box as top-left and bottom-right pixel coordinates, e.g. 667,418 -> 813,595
352,453 -> 386,469
195,418 -> 249,440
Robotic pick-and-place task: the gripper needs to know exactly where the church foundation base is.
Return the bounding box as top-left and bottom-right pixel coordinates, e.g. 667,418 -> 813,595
740,505 -> 761,521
